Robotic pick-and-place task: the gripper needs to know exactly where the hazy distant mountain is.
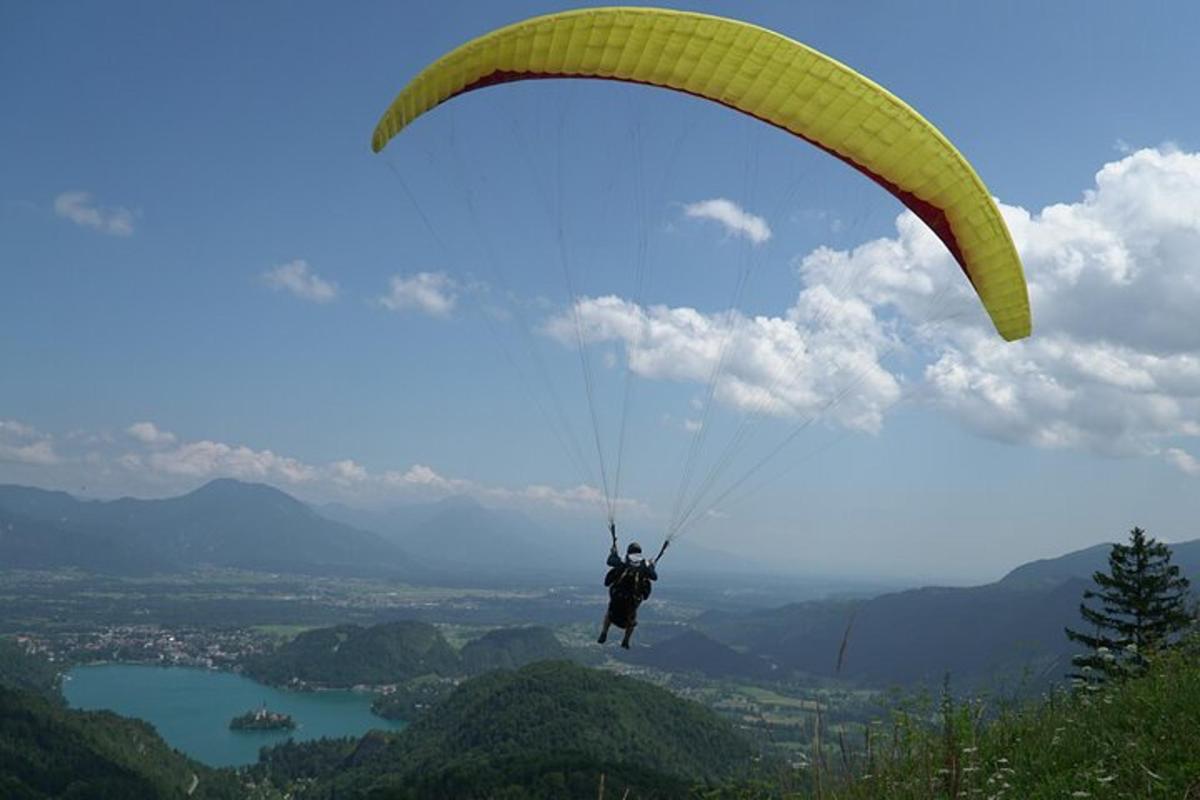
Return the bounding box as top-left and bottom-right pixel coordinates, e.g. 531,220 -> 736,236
999,538 -> 1200,589
0,505 -> 169,575
319,495 -> 587,580
620,629 -> 777,680
317,496 -> 808,586
0,480 -> 409,576
698,537 -> 1200,689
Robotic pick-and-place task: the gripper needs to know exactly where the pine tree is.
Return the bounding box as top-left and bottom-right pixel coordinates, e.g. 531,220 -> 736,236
1065,527 -> 1192,682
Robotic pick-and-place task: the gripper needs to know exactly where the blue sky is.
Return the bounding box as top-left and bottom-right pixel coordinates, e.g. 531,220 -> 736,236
3,1 -> 1200,582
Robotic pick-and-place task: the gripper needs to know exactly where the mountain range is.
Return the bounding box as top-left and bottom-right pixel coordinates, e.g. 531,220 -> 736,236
3,478 -> 1195,691
0,478 -> 788,583
0,480 -> 407,577
695,537 -> 1200,689
318,495 -> 584,581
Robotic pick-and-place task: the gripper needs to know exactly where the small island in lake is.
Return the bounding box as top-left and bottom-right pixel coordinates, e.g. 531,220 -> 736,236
230,702 -> 295,731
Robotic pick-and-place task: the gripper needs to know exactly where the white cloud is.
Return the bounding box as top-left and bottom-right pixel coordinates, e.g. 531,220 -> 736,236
0,420 -> 36,438
801,146 -> 1200,461
380,464 -> 470,493
53,191 -> 135,236
542,147 -> 1200,471
263,260 -> 338,303
126,421 -> 177,447
145,440 -> 319,484
0,413 -> 616,512
0,440 -> 58,466
85,422 -> 627,512
330,459 -> 369,486
545,292 -> 900,433
1164,448 -> 1200,475
683,198 -> 771,245
379,272 -> 457,317
0,420 -> 59,466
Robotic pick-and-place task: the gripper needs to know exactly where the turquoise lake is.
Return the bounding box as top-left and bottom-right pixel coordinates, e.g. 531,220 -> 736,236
64,664 -> 405,767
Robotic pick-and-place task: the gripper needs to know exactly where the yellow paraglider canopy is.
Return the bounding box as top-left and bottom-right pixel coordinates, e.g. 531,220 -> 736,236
372,6 -> 1031,341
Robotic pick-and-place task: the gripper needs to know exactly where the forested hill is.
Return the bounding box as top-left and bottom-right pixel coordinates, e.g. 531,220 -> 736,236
620,629 -> 777,679
999,537 -> 1200,588
300,660 -> 755,798
0,637 -> 61,699
0,480 -> 409,577
0,639 -> 239,799
0,687 -> 244,799
244,620 -> 460,687
459,626 -> 567,675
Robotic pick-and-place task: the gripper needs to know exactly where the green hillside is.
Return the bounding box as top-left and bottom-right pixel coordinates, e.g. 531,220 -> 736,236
732,642 -> 1200,800
292,660 -> 755,798
459,626 -> 568,675
0,638 -> 60,699
244,620 -> 460,687
0,685 -> 240,800
621,629 -> 776,679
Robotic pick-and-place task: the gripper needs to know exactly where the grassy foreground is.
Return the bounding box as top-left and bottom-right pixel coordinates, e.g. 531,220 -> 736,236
705,643 -> 1199,800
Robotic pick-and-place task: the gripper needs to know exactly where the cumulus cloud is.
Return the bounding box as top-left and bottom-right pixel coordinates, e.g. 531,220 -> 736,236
126,421 -> 177,447
145,440 -> 319,484
263,260 -> 338,303
381,464 -> 471,493
683,198 -> 771,244
0,420 -> 60,466
379,272 -> 457,317
543,147 -> 1200,473
330,459 -> 368,486
1,415 -> 629,515
1164,448 -> 1200,476
800,146 -> 1200,462
53,191 -> 135,236
545,291 -> 900,433
0,421 -> 36,438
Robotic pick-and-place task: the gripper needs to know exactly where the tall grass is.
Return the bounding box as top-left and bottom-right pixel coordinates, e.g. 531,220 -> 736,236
698,641 -> 1200,799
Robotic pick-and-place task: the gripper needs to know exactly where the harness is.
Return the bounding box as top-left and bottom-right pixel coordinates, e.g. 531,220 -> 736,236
606,562 -> 653,603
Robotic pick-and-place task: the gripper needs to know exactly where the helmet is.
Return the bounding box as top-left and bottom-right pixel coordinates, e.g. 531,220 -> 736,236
627,542 -> 642,555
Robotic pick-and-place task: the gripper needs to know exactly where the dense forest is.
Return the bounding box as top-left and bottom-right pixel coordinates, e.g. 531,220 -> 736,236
0,638 -> 61,699
459,626 -> 568,675
243,621 -> 460,687
245,622 -> 575,689
0,685 -> 241,799
5,628 -> 1200,798
268,660 -> 755,798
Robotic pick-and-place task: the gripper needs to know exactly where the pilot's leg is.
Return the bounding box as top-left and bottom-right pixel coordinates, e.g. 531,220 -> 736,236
620,620 -> 635,649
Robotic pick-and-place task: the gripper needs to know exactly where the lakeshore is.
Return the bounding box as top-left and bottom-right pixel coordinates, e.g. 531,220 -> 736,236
64,663 -> 405,767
